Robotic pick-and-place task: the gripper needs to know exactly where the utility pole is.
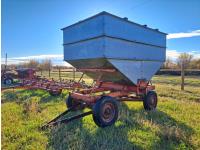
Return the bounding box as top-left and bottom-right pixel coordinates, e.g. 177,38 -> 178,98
5,53 -> 7,70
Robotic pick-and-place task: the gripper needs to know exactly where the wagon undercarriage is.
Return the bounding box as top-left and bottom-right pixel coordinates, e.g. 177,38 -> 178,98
42,69 -> 158,129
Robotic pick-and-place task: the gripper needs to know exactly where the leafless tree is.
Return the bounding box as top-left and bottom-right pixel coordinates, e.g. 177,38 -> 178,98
17,60 -> 39,69
189,58 -> 200,69
177,53 -> 193,68
40,59 -> 52,71
164,57 -> 173,69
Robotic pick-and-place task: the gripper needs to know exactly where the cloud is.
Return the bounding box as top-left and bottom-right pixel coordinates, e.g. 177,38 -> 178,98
166,49 -> 200,60
166,50 -> 181,59
167,30 -> 200,39
10,54 -> 63,60
1,54 -> 71,66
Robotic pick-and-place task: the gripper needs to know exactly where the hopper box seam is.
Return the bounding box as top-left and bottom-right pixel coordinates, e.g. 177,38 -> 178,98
63,35 -> 166,49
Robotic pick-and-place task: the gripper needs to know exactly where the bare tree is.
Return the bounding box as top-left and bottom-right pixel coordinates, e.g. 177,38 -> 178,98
17,60 -> 39,69
164,57 -> 173,69
40,59 -> 52,71
27,59 -> 40,68
190,59 -> 200,69
177,53 -> 193,68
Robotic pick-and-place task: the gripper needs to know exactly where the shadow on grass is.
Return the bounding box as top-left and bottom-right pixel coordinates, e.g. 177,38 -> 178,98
153,80 -> 200,87
47,107 -> 141,150
39,91 -> 67,104
1,89 -> 194,149
1,89 -> 46,103
137,109 -> 194,149
1,89 -> 67,104
47,102 -> 195,150
3,88 -> 192,149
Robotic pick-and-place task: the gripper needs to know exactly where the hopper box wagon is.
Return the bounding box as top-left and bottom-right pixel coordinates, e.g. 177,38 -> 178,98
42,12 -> 166,129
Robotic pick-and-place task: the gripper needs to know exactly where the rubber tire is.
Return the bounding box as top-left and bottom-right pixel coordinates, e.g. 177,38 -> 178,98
92,96 -> 118,128
66,95 -> 82,111
143,91 -> 157,111
49,89 -> 62,96
4,77 -> 13,85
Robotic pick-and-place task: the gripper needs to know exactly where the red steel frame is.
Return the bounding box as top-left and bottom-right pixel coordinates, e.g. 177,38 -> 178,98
2,68 -> 155,104
1,69 -> 88,93
19,77 -> 87,92
70,69 -> 155,104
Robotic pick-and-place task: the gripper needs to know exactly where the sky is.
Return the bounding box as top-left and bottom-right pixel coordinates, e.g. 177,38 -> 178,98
1,0 -> 200,65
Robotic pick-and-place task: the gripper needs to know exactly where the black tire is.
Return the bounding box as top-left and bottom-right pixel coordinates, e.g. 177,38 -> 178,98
66,95 -> 83,111
143,91 -> 157,111
49,89 -> 62,96
92,96 -> 118,128
4,77 -> 13,85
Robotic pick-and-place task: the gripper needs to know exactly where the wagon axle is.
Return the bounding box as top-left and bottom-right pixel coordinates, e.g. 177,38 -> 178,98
42,75 -> 158,129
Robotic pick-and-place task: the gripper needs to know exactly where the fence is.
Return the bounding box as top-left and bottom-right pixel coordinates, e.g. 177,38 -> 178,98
36,68 -> 91,81
156,69 -> 200,76
37,68 -> 200,80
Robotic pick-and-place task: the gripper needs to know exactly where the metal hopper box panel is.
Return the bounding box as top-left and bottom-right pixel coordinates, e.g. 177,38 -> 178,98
62,11 -> 166,85
64,36 -> 165,85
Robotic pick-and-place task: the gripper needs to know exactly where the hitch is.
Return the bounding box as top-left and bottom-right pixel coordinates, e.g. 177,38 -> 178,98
41,104 -> 92,130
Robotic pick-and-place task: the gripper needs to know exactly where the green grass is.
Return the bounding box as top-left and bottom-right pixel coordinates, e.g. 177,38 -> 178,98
1,75 -> 200,150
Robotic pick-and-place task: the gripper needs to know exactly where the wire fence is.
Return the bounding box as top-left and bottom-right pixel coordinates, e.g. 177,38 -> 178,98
36,68 -> 92,82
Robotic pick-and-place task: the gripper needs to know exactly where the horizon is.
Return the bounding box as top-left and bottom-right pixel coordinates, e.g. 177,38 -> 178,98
1,49 -> 200,66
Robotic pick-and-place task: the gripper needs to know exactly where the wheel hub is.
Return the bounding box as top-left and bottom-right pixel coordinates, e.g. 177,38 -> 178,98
5,79 -> 12,85
149,95 -> 156,108
102,103 -> 115,122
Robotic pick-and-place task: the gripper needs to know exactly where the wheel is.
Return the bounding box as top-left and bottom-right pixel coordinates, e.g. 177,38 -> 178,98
66,94 -> 83,110
92,96 -> 118,128
143,91 -> 157,110
49,89 -> 62,96
4,77 -> 13,85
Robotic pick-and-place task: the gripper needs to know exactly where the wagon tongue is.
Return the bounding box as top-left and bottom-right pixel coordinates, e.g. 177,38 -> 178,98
41,104 -> 92,130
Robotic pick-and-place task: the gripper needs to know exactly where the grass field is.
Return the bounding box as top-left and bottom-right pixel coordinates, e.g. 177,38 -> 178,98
1,75 -> 200,150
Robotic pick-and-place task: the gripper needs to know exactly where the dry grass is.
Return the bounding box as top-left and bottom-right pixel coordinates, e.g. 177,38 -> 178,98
1,75 -> 200,150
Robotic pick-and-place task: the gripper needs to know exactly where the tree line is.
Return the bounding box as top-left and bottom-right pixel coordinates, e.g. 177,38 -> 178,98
2,53 -> 200,71
164,53 -> 200,69
21,59 -> 53,70
2,59 -> 54,71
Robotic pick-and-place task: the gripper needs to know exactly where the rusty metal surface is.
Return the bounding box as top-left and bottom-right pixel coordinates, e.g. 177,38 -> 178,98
70,80 -> 154,103
41,103 -> 92,130
1,76 -> 90,94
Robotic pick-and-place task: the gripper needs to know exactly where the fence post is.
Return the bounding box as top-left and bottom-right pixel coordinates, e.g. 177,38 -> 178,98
49,68 -> 51,78
59,67 -> 61,81
181,62 -> 184,90
73,68 -> 75,80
